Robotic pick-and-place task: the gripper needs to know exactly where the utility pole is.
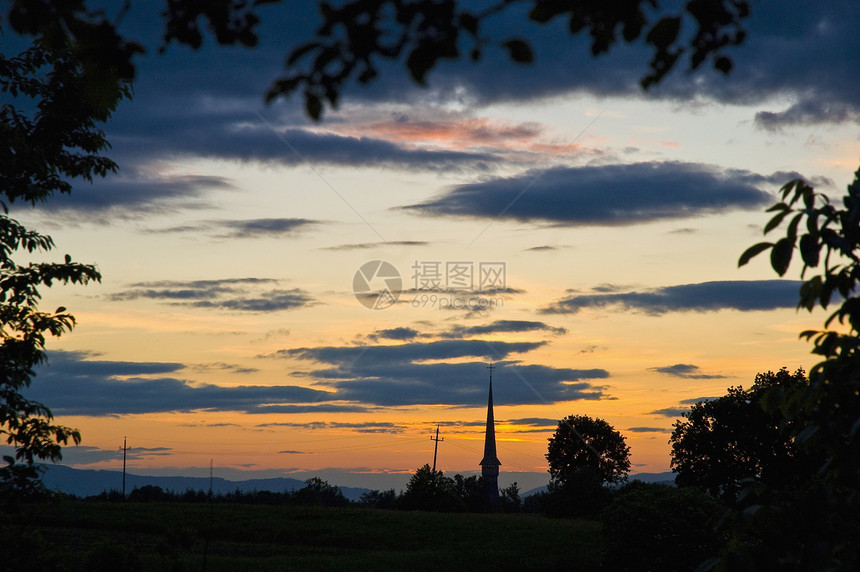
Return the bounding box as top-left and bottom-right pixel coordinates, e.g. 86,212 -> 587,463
119,436 -> 129,498
430,424 -> 444,473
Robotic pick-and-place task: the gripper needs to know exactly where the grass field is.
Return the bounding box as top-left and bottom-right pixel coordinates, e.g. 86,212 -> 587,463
8,500 -> 603,571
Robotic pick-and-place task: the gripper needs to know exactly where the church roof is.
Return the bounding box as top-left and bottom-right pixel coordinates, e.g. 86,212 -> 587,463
480,373 -> 501,467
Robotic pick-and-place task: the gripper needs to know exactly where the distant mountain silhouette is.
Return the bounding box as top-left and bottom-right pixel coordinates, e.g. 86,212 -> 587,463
40,465 -> 370,501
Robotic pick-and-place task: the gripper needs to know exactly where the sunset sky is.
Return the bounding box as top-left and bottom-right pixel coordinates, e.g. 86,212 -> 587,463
6,0 -> 860,491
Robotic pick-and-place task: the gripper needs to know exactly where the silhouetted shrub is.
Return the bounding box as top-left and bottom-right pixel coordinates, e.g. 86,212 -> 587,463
601,481 -> 723,570
291,477 -> 349,507
359,489 -> 397,509
541,478 -> 612,517
127,484 -> 172,502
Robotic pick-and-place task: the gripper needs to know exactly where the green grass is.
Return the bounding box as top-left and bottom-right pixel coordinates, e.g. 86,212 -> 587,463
9,500 -> 603,571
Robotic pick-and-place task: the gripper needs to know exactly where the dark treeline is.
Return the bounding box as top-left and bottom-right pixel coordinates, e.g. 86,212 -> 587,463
80,469 -> 524,513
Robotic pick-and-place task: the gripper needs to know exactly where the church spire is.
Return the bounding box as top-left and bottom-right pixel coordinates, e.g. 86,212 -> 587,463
480,364 -> 500,503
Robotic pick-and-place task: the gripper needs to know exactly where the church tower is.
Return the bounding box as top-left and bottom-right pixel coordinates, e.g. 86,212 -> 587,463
480,365 -> 501,503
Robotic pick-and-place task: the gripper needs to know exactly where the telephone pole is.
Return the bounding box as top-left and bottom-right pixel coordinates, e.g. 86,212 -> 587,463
119,436 -> 130,497
430,424 -> 444,473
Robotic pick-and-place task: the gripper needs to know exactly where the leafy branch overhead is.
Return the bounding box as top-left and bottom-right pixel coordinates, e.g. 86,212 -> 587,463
266,0 -> 750,119
739,168 -> 860,364
4,1 -> 751,121
2,25 -> 120,485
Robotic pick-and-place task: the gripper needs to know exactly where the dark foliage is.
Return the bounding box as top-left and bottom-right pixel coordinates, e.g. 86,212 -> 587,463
1,28 -> 119,493
290,476 -> 349,507
670,368 -> 816,501
736,167 -> 860,568
358,488 -> 397,509
4,1 -> 752,121
499,481 -> 521,513
601,481 -> 723,571
546,414 -> 630,488
397,464 -> 459,511
543,415 -> 629,516
540,477 -> 612,518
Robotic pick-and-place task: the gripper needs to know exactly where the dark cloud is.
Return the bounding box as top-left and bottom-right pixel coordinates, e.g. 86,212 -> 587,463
385,0 -> 860,128
109,279 -> 316,312
506,418 -> 559,427
189,289 -> 314,312
437,320 -> 567,338
401,162 -> 773,226
363,321 -> 566,342
650,407 -> 689,418
756,101 -> 859,131
191,362 -> 260,375
27,351 -> 332,416
257,421 -> 406,434
322,240 -> 429,251
108,105 -> 500,174
366,327 -> 422,342
154,218 -> 319,239
650,364 -> 727,379
110,278 -> 277,301
44,173 -> 233,215
66,0 -> 857,201
541,280 -> 802,315
28,338 -> 608,413
249,404 -> 369,414
278,339 -> 544,364
2,444 -> 173,466
679,396 -> 719,404
627,427 -> 671,433
272,340 -> 608,406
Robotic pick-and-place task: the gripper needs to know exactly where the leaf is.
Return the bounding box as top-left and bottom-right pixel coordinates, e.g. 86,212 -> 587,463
738,242 -> 773,267
459,12 -> 479,36
764,209 -> 791,234
799,234 -> 821,267
646,17 -> 681,49
798,276 -> 822,311
305,92 -> 322,121
770,238 -> 794,276
502,39 -> 534,63
286,42 -> 318,66
714,56 -> 732,74
265,77 -> 302,102
787,212 -> 803,241
406,46 -> 435,85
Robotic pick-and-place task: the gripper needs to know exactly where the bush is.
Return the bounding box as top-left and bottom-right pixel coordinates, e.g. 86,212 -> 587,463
601,481 -> 724,570
541,478 -> 612,517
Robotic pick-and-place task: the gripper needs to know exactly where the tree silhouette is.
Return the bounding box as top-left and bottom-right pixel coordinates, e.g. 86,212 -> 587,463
544,415 -> 629,516
398,464 -> 456,511
547,414 -> 630,488
1,37 -> 121,490
670,368 -> 812,501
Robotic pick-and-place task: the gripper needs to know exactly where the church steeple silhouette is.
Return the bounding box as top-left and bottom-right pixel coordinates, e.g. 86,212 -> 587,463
480,364 -> 501,503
